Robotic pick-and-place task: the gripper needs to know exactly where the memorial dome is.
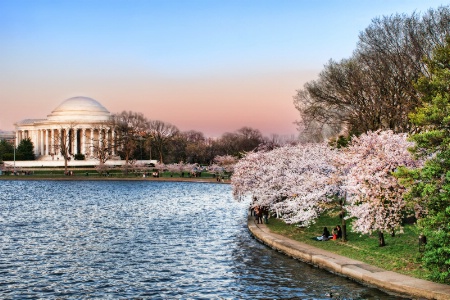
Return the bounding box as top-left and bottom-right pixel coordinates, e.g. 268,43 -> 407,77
47,96 -> 111,121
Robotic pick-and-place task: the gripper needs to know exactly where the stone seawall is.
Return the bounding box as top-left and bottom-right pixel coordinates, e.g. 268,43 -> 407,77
248,217 -> 450,300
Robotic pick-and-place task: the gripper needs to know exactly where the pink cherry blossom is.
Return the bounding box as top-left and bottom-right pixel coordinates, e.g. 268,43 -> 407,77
232,143 -> 338,226
338,130 -> 421,235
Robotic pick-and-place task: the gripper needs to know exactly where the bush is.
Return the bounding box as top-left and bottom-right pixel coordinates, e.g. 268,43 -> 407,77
74,153 -> 85,160
2,153 -> 24,161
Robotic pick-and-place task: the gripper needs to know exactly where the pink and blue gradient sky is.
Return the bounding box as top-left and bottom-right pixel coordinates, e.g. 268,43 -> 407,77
0,0 -> 446,137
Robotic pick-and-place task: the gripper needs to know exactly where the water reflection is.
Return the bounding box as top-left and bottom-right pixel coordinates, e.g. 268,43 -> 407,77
0,180 -> 403,299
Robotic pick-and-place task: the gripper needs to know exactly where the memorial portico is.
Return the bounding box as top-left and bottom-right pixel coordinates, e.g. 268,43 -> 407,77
14,97 -> 117,160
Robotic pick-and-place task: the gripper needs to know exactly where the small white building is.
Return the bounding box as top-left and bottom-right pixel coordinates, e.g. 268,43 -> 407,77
14,96 -> 116,160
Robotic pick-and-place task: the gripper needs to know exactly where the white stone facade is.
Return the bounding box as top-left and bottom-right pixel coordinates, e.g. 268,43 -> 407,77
14,97 -> 116,160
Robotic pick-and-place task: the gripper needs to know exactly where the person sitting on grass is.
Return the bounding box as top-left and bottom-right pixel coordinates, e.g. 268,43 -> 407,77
334,225 -> 342,239
316,227 -> 331,241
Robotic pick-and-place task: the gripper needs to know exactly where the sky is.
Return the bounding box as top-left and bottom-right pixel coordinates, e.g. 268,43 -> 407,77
0,0 -> 447,138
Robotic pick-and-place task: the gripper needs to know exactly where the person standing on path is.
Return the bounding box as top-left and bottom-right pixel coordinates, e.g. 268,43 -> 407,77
254,206 -> 263,224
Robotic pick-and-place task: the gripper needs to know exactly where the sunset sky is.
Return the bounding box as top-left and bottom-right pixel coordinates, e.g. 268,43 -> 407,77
0,0 -> 446,137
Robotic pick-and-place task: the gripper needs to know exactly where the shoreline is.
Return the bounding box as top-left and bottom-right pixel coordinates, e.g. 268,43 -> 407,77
247,216 -> 450,300
0,175 -> 228,183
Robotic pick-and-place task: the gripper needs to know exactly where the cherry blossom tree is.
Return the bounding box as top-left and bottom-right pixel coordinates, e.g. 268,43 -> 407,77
231,151 -> 264,200
152,161 -> 166,177
165,162 -> 198,177
232,130 -> 421,244
213,155 -> 238,172
186,163 -> 201,177
339,130 -> 420,246
1,162 -> 20,175
209,155 -> 238,180
95,163 -> 111,176
232,143 -> 339,226
165,162 -> 182,177
133,162 -> 152,177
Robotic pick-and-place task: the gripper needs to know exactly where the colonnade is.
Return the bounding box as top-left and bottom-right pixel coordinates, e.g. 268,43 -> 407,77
15,127 -> 117,159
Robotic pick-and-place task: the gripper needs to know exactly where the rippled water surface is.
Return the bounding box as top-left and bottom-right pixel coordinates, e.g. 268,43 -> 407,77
0,180 -> 403,299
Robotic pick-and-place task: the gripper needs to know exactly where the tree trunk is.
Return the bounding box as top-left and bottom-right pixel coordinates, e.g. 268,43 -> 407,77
378,231 -> 386,247
341,222 -> 347,242
340,198 -> 347,242
156,144 -> 163,164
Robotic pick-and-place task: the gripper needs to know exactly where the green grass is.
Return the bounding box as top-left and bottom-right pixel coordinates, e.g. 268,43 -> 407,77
266,212 -> 430,280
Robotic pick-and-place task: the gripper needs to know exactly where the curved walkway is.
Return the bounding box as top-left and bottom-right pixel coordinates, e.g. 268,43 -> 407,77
248,217 -> 450,300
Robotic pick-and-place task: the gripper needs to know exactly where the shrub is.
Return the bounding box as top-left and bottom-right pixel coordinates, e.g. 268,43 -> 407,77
74,153 -> 85,160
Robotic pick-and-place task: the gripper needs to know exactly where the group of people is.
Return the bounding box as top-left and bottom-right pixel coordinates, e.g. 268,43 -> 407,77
250,202 -> 342,240
252,206 -> 269,224
317,225 -> 342,241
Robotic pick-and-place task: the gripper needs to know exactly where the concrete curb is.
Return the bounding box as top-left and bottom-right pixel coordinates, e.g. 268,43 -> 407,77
248,217 -> 450,300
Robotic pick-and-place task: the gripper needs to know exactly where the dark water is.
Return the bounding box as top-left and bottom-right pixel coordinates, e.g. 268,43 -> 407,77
0,180 -> 403,299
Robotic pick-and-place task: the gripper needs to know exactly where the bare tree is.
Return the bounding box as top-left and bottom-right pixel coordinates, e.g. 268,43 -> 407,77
183,130 -> 207,163
88,121 -> 116,170
294,57 -> 369,139
293,6 -> 450,140
112,111 -> 148,173
217,127 -> 264,157
52,123 -> 77,174
235,126 -> 265,152
147,120 -> 180,163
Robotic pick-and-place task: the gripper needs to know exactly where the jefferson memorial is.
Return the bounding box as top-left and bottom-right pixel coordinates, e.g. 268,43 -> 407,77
14,96 -> 117,160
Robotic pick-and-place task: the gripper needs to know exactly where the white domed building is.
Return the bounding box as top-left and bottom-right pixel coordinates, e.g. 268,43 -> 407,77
14,96 -> 117,160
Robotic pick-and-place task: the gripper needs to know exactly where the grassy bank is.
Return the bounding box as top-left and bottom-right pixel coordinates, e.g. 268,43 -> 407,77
265,212 -> 430,280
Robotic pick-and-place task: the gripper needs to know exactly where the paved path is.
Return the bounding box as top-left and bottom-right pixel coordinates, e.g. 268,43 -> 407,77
248,217 -> 450,300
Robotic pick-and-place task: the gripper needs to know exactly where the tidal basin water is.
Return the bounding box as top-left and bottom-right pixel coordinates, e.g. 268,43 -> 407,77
0,180 -> 403,299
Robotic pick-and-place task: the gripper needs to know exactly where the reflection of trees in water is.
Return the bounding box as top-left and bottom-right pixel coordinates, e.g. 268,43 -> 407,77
230,229 -> 403,299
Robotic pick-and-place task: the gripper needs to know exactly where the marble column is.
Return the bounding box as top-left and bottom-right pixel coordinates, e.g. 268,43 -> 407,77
58,128 -> 62,157
50,129 -> 54,155
90,128 -> 94,157
40,130 -> 44,156
98,129 -> 102,154
32,130 -> 38,156
45,129 -> 49,155
105,129 -> 109,150
81,128 -> 86,155
68,128 -> 73,155
74,128 -> 78,155
111,130 -> 116,156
